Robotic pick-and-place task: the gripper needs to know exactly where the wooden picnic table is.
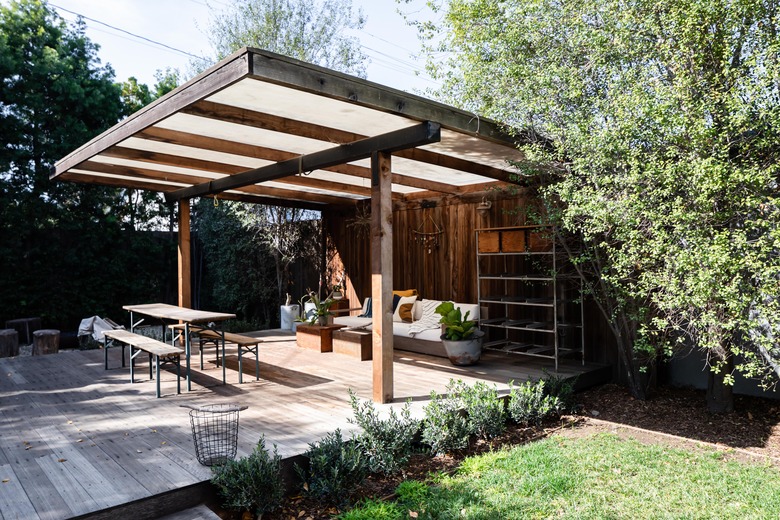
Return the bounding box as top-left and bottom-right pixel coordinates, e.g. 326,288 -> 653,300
123,303 -> 236,391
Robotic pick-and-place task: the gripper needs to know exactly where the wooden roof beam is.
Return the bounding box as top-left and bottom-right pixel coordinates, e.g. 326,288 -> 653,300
74,161 -> 357,206
164,122 -> 441,202
101,146 -> 383,198
183,100 -> 515,183
137,126 -> 462,194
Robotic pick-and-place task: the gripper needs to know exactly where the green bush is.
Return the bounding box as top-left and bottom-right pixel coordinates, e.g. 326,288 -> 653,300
296,429 -> 367,506
541,370 -> 577,412
507,378 -> 566,426
421,385 -> 470,456
348,389 -> 419,475
210,436 -> 284,517
457,380 -> 507,440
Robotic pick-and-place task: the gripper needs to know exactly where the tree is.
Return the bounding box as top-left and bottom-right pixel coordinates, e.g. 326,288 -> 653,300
0,0 -> 173,329
191,0 -> 369,319
199,0 -> 367,77
407,0 -> 780,410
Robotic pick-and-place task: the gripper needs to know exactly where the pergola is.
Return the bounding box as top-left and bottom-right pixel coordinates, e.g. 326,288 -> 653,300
53,47 -> 525,402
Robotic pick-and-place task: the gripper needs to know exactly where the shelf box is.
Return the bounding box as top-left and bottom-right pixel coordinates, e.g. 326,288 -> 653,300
527,231 -> 553,252
478,231 -> 500,253
500,230 -> 526,252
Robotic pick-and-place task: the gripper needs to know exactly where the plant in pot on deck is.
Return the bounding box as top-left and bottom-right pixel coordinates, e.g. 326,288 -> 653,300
435,301 -> 484,366
299,290 -> 336,326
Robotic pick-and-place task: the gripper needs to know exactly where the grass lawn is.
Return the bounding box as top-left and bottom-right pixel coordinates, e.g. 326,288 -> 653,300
341,432 -> 780,519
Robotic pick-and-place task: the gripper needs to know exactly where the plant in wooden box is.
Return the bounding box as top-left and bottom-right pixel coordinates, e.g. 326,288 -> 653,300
435,301 -> 484,366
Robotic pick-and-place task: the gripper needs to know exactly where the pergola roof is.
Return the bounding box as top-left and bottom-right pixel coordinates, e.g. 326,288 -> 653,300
53,48 -> 525,209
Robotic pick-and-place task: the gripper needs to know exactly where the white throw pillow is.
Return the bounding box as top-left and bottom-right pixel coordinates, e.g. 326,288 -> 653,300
393,295 -> 417,323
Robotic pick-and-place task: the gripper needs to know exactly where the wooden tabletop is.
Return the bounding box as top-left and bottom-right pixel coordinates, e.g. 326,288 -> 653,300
122,303 -> 236,324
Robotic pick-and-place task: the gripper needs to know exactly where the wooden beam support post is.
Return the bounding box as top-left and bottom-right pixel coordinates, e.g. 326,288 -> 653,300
371,151 -> 393,403
178,199 -> 192,309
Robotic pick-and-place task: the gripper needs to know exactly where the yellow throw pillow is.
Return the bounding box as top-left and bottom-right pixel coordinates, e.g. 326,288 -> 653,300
393,289 -> 418,298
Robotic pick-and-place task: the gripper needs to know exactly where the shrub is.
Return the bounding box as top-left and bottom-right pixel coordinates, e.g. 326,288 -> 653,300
507,379 -> 567,426
457,380 -> 507,440
296,429 -> 367,506
421,385 -> 470,455
348,389 -> 419,475
210,435 -> 284,517
541,370 -> 577,412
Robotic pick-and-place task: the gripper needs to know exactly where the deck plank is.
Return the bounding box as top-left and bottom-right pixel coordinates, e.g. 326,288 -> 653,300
0,463 -> 40,520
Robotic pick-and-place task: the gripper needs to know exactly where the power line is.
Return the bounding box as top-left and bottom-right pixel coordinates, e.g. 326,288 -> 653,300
49,3 -> 207,61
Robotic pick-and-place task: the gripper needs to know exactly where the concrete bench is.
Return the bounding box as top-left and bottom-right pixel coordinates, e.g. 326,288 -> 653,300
103,330 -> 183,398
170,326 -> 261,384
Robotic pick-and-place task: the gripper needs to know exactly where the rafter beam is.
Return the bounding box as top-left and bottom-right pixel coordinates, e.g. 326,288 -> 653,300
182,100 -> 514,183
137,126 -> 461,194
164,122 -> 441,202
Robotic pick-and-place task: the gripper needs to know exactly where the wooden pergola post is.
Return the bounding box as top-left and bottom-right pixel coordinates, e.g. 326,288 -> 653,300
178,198 -> 192,309
371,151 -> 393,403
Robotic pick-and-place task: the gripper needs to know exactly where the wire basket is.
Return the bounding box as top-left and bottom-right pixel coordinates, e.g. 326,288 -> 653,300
183,404 -> 248,466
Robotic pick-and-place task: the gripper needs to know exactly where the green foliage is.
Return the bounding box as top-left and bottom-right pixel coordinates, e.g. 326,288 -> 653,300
298,291 -> 336,324
408,0 -> 780,402
457,380 -> 507,440
0,1 -> 181,330
507,379 -> 567,426
434,301 -> 477,341
296,429 -> 367,506
421,382 -> 471,455
337,499 -> 402,520
199,0 -> 368,77
348,390 -> 419,475
193,200 -> 279,326
210,436 -> 285,517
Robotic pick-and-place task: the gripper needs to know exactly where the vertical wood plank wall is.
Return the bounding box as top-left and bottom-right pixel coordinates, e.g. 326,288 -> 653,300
324,190 -> 536,310
324,190 -> 618,366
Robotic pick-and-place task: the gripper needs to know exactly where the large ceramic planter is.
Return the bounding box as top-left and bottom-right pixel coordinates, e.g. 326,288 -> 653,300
441,330 -> 484,366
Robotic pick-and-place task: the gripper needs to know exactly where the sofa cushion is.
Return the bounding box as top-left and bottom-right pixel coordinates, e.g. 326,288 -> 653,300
393,289 -> 418,298
334,316 -> 372,329
393,295 -> 417,323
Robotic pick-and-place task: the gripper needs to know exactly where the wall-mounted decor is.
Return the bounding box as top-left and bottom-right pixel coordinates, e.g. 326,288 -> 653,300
413,213 -> 444,254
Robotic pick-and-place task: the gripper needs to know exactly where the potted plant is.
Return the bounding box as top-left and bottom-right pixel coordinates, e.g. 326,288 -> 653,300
435,301 -> 484,366
298,290 -> 336,326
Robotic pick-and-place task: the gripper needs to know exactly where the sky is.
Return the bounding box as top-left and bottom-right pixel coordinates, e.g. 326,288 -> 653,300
34,0 -> 441,94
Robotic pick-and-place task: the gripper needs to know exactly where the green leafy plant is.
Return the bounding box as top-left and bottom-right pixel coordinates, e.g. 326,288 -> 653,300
434,301 -> 477,341
210,435 -> 284,517
421,385 -> 471,455
348,389 -> 419,475
507,379 -> 566,426
457,380 -> 507,440
297,290 -> 335,324
296,429 -> 367,506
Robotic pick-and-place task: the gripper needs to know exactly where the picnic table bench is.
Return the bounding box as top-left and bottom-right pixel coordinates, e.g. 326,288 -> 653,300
170,325 -> 261,384
103,329 -> 183,398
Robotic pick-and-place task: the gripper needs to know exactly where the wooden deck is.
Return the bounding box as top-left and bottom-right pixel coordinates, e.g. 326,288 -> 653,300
0,330 -> 609,519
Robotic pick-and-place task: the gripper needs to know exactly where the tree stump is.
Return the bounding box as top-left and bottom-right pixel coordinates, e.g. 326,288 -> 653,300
32,329 -> 60,356
0,329 -> 19,358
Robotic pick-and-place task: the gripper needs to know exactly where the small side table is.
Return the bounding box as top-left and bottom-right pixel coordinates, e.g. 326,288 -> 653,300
5,317 -> 42,345
296,324 -> 346,352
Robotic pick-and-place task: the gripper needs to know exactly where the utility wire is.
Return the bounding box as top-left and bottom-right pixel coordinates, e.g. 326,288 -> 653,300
49,3 -> 206,61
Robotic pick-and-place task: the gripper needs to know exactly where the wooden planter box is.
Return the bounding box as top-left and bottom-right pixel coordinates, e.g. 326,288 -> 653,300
527,231 -> 552,252
501,230 -> 526,252
478,231 -> 500,253
333,329 -> 372,361
296,324 -> 345,352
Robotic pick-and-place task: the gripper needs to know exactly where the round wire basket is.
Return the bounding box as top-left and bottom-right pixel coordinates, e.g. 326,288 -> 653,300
182,404 -> 248,466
